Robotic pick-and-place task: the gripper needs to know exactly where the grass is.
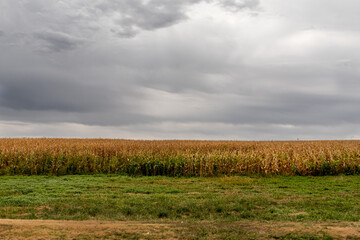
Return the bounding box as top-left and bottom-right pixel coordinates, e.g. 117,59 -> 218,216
0,175 -> 359,221
0,175 -> 360,239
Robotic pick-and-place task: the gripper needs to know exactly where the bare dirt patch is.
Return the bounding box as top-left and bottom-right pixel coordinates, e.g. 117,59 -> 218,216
0,219 -> 176,240
185,220 -> 360,239
125,193 -> 150,196
288,211 -> 309,216
263,221 -> 360,239
0,219 -> 360,239
187,192 -> 200,195
323,224 -> 360,238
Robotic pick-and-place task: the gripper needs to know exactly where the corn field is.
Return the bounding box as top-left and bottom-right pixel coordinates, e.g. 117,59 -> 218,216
0,138 -> 360,176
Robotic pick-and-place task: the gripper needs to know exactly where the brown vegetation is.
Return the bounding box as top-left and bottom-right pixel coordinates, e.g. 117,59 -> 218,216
0,139 -> 360,176
0,219 -> 359,239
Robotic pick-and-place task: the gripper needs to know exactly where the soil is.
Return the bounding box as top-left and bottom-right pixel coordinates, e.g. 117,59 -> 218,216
0,219 -> 359,239
264,221 -> 360,239
0,219 -> 176,240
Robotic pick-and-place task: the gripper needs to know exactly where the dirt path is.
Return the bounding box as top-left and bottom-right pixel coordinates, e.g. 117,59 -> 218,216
0,219 -> 359,239
0,219 -> 176,240
266,221 -> 360,239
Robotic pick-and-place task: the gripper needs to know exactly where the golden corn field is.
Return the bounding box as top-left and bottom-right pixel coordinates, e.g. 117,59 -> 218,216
0,138 -> 360,176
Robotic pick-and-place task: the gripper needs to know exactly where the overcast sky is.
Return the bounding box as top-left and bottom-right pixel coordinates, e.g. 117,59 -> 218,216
1,0 -> 360,140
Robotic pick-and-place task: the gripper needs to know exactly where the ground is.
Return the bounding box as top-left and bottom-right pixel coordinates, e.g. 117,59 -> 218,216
0,175 -> 360,239
0,219 -> 360,239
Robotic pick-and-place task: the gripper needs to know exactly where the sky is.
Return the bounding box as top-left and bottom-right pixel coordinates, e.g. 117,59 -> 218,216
1,0 -> 360,140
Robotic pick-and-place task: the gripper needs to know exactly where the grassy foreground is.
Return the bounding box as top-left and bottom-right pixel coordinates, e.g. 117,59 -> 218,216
0,175 -> 360,239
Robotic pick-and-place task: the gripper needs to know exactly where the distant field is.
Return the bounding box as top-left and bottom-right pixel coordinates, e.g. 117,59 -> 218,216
1,138 -> 360,176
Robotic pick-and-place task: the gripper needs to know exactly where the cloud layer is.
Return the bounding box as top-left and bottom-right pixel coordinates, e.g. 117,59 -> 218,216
1,0 -> 360,139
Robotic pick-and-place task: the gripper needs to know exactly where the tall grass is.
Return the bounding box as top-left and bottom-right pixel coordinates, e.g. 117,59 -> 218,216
0,139 -> 360,176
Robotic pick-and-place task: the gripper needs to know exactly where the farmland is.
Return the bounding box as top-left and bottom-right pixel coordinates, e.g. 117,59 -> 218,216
1,139 -> 360,176
1,139 -> 360,239
0,175 -> 360,239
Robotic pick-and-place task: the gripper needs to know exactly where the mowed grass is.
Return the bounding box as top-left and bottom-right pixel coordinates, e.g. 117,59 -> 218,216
1,175 -> 360,239
0,175 -> 359,222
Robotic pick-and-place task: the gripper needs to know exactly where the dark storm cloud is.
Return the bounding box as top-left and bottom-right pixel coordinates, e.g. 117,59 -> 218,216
34,30 -> 86,52
0,76 -> 111,112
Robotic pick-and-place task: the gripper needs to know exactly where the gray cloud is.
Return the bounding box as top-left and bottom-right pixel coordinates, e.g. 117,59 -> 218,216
34,30 -> 86,52
96,0 -> 203,37
103,0 -> 260,37
214,93 -> 360,126
1,0 -> 360,139
0,30 -> 4,37
219,0 -> 260,12
0,76 -> 111,112
0,0 -> 260,43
